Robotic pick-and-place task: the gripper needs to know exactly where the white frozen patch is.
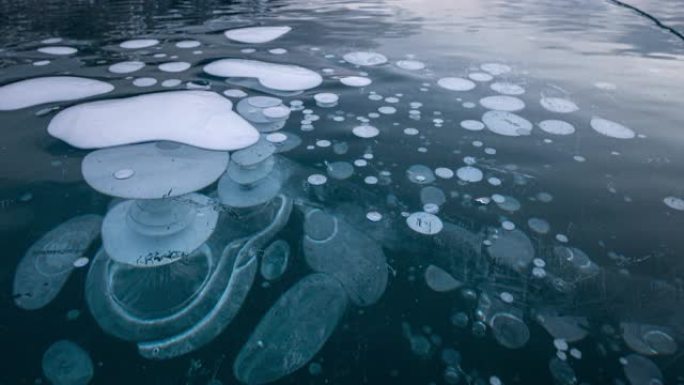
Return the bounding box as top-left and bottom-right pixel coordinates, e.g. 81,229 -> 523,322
590,117 -> 635,139
480,63 -> 512,76
223,89 -> 248,98
396,60 -> 425,70
664,196 -> 684,211
224,26 -> 292,44
456,166 -> 483,182
108,61 -> 145,74
38,46 -> 77,55
540,97 -> 579,113
307,174 -> 327,185
480,95 -> 525,112
41,37 -> 63,44
352,125 -> 379,138
161,79 -> 182,88
133,77 -> 157,87
119,39 -> 159,49
47,90 -> 259,151
539,120 -> 575,135
33,60 -> 51,66
469,72 -> 494,82
424,265 -> 462,292
158,61 -> 191,73
461,120 -> 485,131
0,76 -> 114,111
175,40 -> 201,48
343,51 -> 388,66
482,110 -> 533,137
406,212 -> 443,235
340,76 -> 371,87
437,77 -> 476,91
204,59 -> 322,91
269,48 -> 287,55
491,82 -> 525,95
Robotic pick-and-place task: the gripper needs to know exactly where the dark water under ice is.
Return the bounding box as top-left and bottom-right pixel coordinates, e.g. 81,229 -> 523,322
1,0 -> 684,385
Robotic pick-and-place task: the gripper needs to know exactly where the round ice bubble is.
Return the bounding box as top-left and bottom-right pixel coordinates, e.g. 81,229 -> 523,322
42,340 -> 93,385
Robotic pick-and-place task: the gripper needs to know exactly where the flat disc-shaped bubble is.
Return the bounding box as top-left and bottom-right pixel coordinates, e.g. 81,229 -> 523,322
108,61 -> 145,74
480,63 -> 511,76
218,171 -> 282,208
553,246 -> 599,277
343,51 -> 388,66
623,354 -> 663,385
204,59 -> 322,92
224,26 -> 292,44
489,312 -> 530,349
231,139 -> 276,167
82,141 -> 229,199
38,46 -> 77,55
352,125 -> 380,138
590,117 -> 635,139
536,312 -> 588,342
622,323 -> 678,356
407,212 -> 444,235
260,239 -> 290,280
42,340 -> 93,385
482,110 -> 533,137
539,120 -> 575,135
159,61 -> 191,73
664,196 -> 684,211
304,210 -> 388,306
0,76 -> 114,111
437,77 -> 476,91
456,166 -> 483,183
396,60 -> 425,70
326,161 -> 354,180
340,76 -> 372,87
234,273 -> 348,385
120,39 -> 159,49
102,194 -> 219,267
490,82 -> 525,95
407,164 -> 436,184
424,265 -> 462,292
420,186 -> 446,207
487,229 -> 535,271
540,97 -> 578,113
13,215 -> 102,310
227,156 -> 276,185
47,91 -> 259,151
479,95 -> 525,112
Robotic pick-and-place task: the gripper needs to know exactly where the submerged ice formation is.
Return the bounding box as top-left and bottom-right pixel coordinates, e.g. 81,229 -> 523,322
0,76 -> 114,111
224,26 -> 292,44
47,91 -> 259,150
482,110 -> 533,137
234,273 -> 348,385
424,265 -> 462,292
42,340 -> 94,385
204,59 -> 322,91
303,209 -> 388,306
13,215 -> 102,310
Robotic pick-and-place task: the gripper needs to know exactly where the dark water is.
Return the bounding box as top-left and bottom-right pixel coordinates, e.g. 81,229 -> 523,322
1,1 -> 684,385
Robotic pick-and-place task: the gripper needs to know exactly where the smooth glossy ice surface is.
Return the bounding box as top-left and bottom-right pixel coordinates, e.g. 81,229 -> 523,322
0,77 -> 113,110
13,215 -> 102,310
234,273 -> 348,385
47,91 -> 259,150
